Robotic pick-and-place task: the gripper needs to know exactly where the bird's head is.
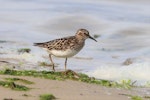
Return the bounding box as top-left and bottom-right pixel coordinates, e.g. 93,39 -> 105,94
76,29 -> 97,42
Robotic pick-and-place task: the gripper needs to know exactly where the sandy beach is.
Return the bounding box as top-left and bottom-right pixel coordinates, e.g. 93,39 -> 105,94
0,74 -> 148,100
0,0 -> 150,100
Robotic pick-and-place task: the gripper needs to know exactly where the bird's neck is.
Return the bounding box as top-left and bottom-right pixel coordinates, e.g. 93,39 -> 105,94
75,35 -> 86,43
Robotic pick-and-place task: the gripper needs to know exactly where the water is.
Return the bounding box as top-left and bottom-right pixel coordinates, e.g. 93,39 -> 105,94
0,0 -> 150,86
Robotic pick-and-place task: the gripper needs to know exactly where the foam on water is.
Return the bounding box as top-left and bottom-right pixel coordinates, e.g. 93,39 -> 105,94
87,61 -> 150,86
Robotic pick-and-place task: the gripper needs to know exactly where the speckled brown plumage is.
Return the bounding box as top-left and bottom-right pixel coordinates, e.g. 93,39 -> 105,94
34,36 -> 84,51
34,29 -> 97,71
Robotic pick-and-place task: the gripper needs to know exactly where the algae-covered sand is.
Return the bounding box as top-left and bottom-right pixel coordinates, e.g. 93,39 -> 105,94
0,69 -> 149,100
0,75 -> 134,100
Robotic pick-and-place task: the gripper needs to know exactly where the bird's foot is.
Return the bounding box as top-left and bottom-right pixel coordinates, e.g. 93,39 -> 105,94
62,69 -> 80,79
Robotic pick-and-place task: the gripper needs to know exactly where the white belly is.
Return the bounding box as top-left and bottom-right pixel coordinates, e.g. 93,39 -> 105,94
45,48 -> 81,58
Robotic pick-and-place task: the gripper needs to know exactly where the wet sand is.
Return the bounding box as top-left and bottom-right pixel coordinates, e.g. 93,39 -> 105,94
0,75 -> 133,100
0,58 -> 149,100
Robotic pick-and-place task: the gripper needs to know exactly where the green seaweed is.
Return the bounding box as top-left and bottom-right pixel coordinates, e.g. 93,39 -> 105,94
0,40 -> 7,43
5,78 -> 34,84
38,62 -> 51,66
119,94 -> 150,100
131,96 -> 142,100
17,48 -> 31,53
39,94 -> 56,100
0,69 -> 135,88
0,80 -> 30,91
93,34 -> 100,38
3,98 -> 14,100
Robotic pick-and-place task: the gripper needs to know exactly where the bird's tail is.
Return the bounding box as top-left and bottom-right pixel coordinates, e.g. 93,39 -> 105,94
33,43 -> 45,47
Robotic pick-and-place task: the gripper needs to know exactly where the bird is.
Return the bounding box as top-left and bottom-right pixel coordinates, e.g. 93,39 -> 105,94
34,29 -> 97,71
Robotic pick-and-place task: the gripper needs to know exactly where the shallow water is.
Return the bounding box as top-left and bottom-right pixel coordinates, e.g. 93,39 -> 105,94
0,0 -> 150,86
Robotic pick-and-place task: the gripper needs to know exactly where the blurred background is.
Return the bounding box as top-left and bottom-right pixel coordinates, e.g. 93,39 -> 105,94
0,0 -> 150,86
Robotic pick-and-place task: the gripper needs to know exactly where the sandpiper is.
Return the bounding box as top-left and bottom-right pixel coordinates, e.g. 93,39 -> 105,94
34,29 -> 97,71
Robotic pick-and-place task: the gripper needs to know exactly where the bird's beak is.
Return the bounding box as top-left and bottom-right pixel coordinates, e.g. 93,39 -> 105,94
89,35 -> 97,42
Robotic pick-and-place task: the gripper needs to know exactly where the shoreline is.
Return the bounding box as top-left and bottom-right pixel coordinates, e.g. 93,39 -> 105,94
0,75 -> 135,100
0,58 -> 150,100
0,69 -> 149,100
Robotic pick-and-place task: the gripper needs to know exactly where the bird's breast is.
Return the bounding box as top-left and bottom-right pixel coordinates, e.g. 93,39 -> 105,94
46,48 -> 81,58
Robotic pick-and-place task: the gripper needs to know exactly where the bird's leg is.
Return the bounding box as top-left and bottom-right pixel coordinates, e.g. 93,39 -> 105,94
63,58 -> 80,78
65,58 -> 67,71
49,54 -> 55,71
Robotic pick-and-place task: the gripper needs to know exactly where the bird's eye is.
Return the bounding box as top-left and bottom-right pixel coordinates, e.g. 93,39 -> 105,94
84,32 -> 88,36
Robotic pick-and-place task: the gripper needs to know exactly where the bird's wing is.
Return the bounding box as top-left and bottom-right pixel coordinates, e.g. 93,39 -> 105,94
34,36 -> 77,50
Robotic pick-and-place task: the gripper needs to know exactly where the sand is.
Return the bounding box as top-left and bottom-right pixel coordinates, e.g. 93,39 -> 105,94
0,75 -> 142,100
